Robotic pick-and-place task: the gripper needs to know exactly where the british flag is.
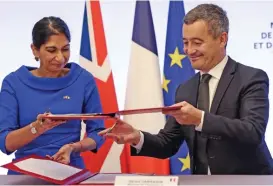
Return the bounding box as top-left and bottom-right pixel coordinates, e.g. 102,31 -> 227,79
79,0 -> 128,173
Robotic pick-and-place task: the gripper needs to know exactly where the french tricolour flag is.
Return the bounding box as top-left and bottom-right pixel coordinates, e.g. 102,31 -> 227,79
123,0 -> 170,175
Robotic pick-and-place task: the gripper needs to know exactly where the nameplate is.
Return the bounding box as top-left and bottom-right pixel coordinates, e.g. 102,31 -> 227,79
114,175 -> 179,186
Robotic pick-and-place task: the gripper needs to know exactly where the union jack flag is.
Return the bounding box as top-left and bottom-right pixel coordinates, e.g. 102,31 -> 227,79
79,0 -> 128,173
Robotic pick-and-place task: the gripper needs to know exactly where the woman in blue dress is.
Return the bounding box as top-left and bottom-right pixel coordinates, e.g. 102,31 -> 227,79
0,16 -> 105,174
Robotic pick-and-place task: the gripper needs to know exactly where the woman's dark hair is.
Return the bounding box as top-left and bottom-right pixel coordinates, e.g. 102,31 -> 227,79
32,16 -> 71,49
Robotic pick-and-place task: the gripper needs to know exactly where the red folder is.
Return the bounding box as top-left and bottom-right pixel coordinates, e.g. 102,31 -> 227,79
1,155 -> 95,185
40,105 -> 182,120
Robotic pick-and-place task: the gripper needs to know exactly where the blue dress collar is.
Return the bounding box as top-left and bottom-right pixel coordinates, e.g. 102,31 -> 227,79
16,62 -> 83,90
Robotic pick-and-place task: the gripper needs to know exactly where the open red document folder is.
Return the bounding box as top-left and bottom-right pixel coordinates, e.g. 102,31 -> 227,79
40,105 -> 182,120
1,155 -> 154,185
1,155 -> 94,185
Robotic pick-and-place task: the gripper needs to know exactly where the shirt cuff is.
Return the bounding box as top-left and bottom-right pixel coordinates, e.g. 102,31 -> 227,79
195,111 -> 204,131
131,131 -> 144,153
0,130 -> 13,155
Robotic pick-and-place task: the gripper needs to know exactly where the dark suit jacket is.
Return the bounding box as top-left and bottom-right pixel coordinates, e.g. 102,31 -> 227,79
132,57 -> 273,175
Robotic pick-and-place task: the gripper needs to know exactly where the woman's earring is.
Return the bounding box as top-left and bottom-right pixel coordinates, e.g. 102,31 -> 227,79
35,57 -> 39,61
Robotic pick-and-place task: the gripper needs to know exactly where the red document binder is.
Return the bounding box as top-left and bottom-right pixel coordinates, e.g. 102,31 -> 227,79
40,105 -> 182,120
1,155 -> 95,185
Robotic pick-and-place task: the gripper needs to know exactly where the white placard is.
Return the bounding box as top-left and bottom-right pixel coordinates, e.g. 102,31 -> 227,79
114,176 -> 178,186
81,173 -> 135,184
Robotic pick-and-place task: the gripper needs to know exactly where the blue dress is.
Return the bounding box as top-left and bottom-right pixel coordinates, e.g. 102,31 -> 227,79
0,62 -> 105,175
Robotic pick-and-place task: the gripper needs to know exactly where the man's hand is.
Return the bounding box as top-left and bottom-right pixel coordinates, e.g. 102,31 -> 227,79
163,101 -> 202,126
98,118 -> 141,145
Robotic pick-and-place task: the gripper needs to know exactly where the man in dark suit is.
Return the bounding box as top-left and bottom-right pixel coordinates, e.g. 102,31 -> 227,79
99,3 -> 273,174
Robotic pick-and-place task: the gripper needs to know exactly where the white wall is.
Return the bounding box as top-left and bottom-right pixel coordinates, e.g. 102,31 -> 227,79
0,0 -> 273,174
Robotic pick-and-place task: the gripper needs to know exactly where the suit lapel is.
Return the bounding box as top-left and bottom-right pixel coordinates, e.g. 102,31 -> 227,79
180,73 -> 199,134
187,73 -> 200,107
183,73 -> 200,167
210,57 -> 237,114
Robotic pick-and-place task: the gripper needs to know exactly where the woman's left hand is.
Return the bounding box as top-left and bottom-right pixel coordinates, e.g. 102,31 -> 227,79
47,144 -> 74,164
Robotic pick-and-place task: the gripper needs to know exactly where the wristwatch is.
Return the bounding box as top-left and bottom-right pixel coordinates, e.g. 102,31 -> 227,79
30,123 -> 37,134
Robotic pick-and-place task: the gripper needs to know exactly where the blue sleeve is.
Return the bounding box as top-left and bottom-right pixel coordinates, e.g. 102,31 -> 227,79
0,78 -> 19,155
83,77 -> 105,152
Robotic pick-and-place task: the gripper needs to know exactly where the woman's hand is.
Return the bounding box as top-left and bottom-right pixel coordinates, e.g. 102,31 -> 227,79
47,144 -> 74,164
36,113 -> 66,133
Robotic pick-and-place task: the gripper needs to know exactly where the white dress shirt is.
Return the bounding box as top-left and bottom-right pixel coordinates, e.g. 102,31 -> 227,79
132,55 -> 228,174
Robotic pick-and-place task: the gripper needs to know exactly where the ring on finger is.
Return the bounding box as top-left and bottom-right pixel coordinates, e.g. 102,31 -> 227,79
39,119 -> 45,126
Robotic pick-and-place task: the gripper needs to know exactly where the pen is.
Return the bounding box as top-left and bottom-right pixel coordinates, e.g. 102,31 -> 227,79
107,121 -> 118,134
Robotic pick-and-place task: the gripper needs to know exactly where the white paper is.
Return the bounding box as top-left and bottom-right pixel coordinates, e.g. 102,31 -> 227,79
14,158 -> 81,180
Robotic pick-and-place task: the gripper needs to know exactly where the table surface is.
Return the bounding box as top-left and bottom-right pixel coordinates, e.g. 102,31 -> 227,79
1,175 -> 273,185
